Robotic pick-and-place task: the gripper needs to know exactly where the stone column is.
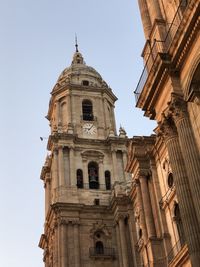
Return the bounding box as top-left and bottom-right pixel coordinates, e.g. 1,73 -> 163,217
73,221 -> 81,267
60,220 -> 68,267
170,96 -> 200,223
45,174 -> 51,216
111,149 -> 117,182
55,101 -> 60,128
122,150 -> 129,180
118,215 -> 129,267
128,212 -> 139,267
103,97 -> 108,131
52,223 -> 59,267
139,173 -> 156,238
66,93 -> 71,125
82,157 -> 87,188
158,116 -> 200,266
111,106 -> 117,134
135,179 -> 148,242
115,222 -> 123,267
58,146 -> 65,186
69,146 -> 75,186
138,0 -> 152,39
98,157 -> 104,189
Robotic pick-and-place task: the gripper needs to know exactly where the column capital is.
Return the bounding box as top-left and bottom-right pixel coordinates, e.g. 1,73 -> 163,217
58,218 -> 68,226
137,170 -> 150,179
115,213 -> 128,223
71,219 -> 80,225
53,146 -> 59,154
157,115 -> 178,142
169,94 -> 188,124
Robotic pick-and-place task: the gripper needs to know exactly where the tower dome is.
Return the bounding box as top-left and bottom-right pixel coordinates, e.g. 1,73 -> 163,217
53,50 -> 108,91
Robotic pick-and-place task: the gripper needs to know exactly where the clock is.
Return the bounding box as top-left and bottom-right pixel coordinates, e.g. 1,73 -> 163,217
83,123 -> 97,135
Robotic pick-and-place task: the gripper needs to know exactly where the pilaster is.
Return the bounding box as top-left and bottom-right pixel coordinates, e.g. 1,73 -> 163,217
138,172 -> 156,238
111,149 -> 117,182
58,146 -> 65,187
169,95 -> 200,223
117,214 -> 129,267
69,146 -> 75,186
158,115 -> 200,266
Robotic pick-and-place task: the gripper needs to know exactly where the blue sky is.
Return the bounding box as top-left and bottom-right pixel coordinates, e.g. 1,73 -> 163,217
0,1 -> 155,266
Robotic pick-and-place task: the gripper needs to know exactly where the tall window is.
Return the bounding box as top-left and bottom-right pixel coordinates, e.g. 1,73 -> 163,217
88,162 -> 99,189
82,100 -> 93,121
95,241 -> 104,254
174,203 -> 185,245
77,169 -> 83,188
105,171 -> 111,190
167,173 -> 174,188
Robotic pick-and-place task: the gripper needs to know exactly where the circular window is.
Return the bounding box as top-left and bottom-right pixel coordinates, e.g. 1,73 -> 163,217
168,173 -> 174,188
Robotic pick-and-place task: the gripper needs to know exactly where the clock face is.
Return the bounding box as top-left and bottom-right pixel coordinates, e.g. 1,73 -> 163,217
83,123 -> 97,135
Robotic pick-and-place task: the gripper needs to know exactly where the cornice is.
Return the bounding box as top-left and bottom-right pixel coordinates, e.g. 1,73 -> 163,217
136,2 -> 200,117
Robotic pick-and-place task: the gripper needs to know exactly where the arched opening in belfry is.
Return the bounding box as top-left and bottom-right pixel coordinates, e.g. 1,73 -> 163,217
88,161 -> 99,189
76,169 -> 83,188
82,100 -> 94,121
105,170 -> 111,190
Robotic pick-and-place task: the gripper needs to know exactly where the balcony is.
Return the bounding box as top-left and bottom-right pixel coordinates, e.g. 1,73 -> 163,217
89,247 -> 115,259
167,239 -> 186,264
77,183 -> 112,190
159,186 -> 175,210
134,0 -> 188,103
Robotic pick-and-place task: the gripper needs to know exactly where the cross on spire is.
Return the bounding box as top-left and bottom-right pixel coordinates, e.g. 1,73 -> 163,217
75,34 -> 79,52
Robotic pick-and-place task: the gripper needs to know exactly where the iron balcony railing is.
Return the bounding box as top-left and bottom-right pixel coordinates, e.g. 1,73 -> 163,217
134,0 -> 188,102
159,185 -> 175,209
167,239 -> 185,264
89,247 -> 115,258
77,183 -> 111,190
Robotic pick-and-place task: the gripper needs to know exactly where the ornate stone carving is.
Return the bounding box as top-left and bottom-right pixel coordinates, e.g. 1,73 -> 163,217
169,94 -> 188,124
157,114 -> 178,142
90,221 -> 111,239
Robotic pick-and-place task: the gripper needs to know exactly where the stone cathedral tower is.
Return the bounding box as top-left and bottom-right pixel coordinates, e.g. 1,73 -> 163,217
39,48 -> 137,267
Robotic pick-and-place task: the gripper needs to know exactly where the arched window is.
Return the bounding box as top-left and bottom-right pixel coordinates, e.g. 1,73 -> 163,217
82,100 -> 93,121
188,63 -> 200,102
88,162 -> 99,189
105,171 -> 111,190
139,228 -> 142,239
95,241 -> 104,254
174,203 -> 185,245
76,169 -> 83,188
167,173 -> 174,188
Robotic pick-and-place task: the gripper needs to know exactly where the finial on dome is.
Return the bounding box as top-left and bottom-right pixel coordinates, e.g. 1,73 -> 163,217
75,34 -> 79,52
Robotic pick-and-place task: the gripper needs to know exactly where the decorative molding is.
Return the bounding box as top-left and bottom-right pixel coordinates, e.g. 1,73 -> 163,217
157,114 -> 178,142
169,94 -> 189,124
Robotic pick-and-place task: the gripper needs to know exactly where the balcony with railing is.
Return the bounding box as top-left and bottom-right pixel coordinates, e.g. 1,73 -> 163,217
134,0 -> 189,103
77,183 -> 111,190
159,185 -> 175,210
167,239 -> 186,265
89,247 -> 115,259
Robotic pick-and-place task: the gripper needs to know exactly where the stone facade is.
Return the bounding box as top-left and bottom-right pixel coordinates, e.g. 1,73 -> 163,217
39,50 -> 138,267
39,1 -> 200,267
128,0 -> 200,266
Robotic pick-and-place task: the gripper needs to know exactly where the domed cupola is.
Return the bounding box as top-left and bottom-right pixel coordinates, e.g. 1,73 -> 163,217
53,46 -> 109,91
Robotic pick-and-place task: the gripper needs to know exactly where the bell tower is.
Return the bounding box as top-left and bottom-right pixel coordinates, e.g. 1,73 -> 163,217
39,47 -> 135,267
